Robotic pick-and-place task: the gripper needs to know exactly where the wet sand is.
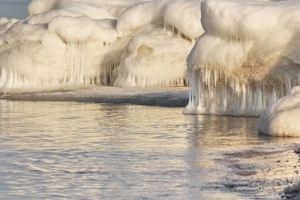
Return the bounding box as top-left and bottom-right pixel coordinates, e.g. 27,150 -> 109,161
218,146 -> 300,199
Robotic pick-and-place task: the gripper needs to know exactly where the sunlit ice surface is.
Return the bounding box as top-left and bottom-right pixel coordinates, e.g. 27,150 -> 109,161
1,100 -> 300,199
185,0 -> 300,116
2,0 -> 300,118
257,86 -> 300,137
0,0 -> 201,93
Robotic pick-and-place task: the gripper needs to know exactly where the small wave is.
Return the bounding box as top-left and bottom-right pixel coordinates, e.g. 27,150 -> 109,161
26,163 -> 50,173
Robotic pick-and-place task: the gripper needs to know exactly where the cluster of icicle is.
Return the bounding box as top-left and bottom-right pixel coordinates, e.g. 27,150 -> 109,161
184,0 -> 300,116
185,66 -> 300,116
0,0 -> 204,93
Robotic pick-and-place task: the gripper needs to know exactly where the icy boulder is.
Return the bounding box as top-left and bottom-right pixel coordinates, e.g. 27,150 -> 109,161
114,24 -> 192,87
0,23 -> 67,93
0,14 -> 122,93
27,0 -> 151,17
27,2 -> 115,24
184,0 -> 300,116
114,0 -> 203,87
0,17 -> 19,30
0,0 -> 203,93
257,86 -> 300,137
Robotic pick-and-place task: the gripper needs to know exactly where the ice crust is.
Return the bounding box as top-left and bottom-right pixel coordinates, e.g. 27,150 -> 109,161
0,0 -> 203,93
0,17 -> 19,31
257,86 -> 300,137
184,0 -> 300,116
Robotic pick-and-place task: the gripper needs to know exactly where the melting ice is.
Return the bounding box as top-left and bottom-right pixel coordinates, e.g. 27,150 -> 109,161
1,0 -> 300,120
0,0 -> 203,93
257,86 -> 300,137
184,0 -> 300,116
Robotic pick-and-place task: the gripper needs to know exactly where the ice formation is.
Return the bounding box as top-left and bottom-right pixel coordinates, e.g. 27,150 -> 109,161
0,0 -> 203,93
256,86 -> 300,137
0,17 -> 19,31
184,0 -> 300,116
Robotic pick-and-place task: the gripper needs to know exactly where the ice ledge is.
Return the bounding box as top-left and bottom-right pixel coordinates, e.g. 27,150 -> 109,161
0,86 -> 188,107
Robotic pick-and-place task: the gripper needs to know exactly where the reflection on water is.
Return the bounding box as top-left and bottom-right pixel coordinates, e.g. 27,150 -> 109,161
0,100 -> 298,199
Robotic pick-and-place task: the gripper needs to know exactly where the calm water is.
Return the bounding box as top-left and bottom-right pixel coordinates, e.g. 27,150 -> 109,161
0,0 -> 31,19
0,100 -> 299,199
1,1 -> 300,199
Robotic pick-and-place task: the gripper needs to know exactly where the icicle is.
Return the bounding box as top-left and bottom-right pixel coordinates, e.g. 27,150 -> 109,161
257,83 -> 263,112
205,65 -> 208,84
0,68 -> 6,88
214,69 -> 217,86
240,83 -> 246,112
223,84 -> 227,111
109,65 -> 112,84
287,78 -> 292,93
236,80 -> 240,96
297,72 -> 300,85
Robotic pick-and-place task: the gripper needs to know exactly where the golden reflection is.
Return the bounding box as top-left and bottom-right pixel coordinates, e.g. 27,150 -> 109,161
0,100 -> 189,151
185,114 -> 297,151
1,100 -> 300,199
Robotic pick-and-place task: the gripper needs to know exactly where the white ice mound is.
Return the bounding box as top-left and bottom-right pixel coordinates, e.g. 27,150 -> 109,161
114,0 -> 203,87
27,0 -> 59,16
184,0 -> 300,116
27,0 -> 152,19
0,0 -> 203,93
114,24 -> 192,87
0,16 -> 119,93
27,2 -> 115,24
257,86 -> 300,137
48,16 -> 117,43
0,17 -> 19,31
163,0 -> 203,41
116,0 -> 203,40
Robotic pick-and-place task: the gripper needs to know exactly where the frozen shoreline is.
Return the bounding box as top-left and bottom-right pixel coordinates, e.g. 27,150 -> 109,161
0,86 -> 189,107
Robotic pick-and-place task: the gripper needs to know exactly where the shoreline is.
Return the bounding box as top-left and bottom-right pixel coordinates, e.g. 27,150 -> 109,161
216,144 -> 300,199
0,86 -> 189,107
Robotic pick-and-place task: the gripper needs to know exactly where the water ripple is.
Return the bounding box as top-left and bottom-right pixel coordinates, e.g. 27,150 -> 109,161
0,101 -> 299,199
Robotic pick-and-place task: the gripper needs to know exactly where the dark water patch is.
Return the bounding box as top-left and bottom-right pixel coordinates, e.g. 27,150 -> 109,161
1,87 -> 189,107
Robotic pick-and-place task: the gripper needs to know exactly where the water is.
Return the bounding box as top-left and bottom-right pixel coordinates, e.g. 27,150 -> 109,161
1,1 -> 300,199
0,0 -> 31,19
1,100 -> 299,199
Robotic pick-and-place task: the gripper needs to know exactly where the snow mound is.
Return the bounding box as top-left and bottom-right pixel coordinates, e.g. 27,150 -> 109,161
27,2 -> 115,24
184,0 -> 300,116
257,86 -> 300,137
0,0 -> 204,93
